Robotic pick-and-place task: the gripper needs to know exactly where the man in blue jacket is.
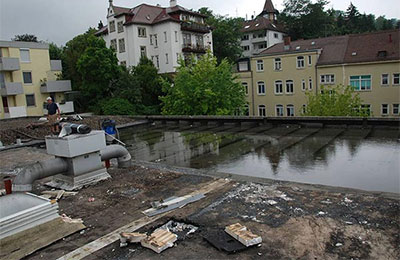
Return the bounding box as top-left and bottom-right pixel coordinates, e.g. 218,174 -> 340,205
46,97 -> 60,133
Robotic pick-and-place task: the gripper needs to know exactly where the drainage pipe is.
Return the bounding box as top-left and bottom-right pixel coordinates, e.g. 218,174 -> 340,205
12,144 -> 131,192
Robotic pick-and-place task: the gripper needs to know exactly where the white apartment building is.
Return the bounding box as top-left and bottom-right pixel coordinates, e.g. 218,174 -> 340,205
240,0 -> 286,57
96,0 -> 213,74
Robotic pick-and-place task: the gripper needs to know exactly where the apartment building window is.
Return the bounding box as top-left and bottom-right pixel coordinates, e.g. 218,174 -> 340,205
155,55 -> 159,69
286,80 -> 294,94
276,105 -> 284,116
361,104 -> 371,116
196,35 -> 204,48
393,73 -> 400,85
320,74 -> 335,84
242,34 -> 249,41
274,58 -> 281,71
308,77 -> 313,90
183,33 -> 191,47
381,104 -> 389,115
274,33 -> 279,39
22,71 -> 32,84
393,104 -> 399,115
165,53 -> 169,64
20,49 -> 30,62
286,105 -> 294,116
297,56 -> 305,68
381,74 -> 389,85
242,45 -> 250,51
138,27 -> 147,37
140,46 -> 146,58
301,79 -> 306,91
308,55 -> 312,66
117,21 -> 124,33
274,80 -> 283,94
302,104 -> 307,114
258,105 -> 266,117
118,39 -> 125,53
350,75 -> 371,91
150,35 -> 153,45
154,34 -> 158,47
109,21 -> 116,32
244,105 -> 250,116
257,81 -> 266,95
175,31 -> 178,42
242,82 -> 249,95
120,61 -> 127,67
256,60 -> 264,72
25,94 -> 36,107
110,39 -> 117,52
258,43 -> 267,49
164,31 -> 167,42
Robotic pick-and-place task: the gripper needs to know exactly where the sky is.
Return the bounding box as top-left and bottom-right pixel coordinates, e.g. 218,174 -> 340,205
0,0 -> 399,46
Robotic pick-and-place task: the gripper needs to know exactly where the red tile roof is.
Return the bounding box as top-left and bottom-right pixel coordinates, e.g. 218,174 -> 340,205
241,16 -> 285,33
259,30 -> 400,66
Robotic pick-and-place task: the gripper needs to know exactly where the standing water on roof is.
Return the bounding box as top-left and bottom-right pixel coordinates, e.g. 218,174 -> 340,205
121,124 -> 400,193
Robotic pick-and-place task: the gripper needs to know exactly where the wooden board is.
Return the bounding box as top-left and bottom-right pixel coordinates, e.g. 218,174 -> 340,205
0,217 -> 85,260
141,229 -> 177,253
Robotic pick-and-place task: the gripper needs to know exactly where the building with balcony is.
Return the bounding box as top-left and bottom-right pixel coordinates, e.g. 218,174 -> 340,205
240,0 -> 286,58
0,41 -> 74,119
96,0 -> 213,74
236,30 -> 400,118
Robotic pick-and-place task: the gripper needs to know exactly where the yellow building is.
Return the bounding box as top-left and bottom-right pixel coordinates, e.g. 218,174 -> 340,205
0,41 -> 73,119
236,30 -> 400,117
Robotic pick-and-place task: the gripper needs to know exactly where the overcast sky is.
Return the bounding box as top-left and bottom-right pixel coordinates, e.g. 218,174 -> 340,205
0,0 -> 398,46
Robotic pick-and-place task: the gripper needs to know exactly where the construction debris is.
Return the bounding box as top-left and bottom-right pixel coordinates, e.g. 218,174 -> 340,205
203,229 -> 247,253
119,232 -> 147,247
158,220 -> 198,240
41,190 -> 77,200
140,229 -> 177,254
60,214 -> 84,224
225,223 -> 262,247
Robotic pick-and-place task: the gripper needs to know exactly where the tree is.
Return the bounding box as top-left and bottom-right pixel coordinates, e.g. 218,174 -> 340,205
303,85 -> 369,117
199,8 -> 243,63
12,34 -> 38,42
49,43 -> 63,60
160,52 -> 246,115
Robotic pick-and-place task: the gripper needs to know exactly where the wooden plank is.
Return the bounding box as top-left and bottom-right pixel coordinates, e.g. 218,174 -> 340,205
0,217 -> 85,260
141,229 -> 177,253
225,223 -> 262,247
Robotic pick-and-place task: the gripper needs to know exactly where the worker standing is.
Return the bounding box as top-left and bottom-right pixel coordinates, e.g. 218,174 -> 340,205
46,97 -> 61,133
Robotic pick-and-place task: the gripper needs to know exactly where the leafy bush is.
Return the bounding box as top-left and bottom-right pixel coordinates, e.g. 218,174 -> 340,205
100,98 -> 135,115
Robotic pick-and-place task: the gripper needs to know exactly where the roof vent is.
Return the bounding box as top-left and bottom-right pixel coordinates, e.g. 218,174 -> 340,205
271,24 -> 276,28
311,41 -> 315,45
255,23 -> 259,27
244,25 -> 250,29
146,15 -> 151,20
296,46 -> 300,50
352,52 -> 357,56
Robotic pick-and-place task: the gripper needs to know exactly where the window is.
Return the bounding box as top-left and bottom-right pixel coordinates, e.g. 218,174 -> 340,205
177,53 -> 180,63
302,104 -> 307,114
241,34 -> 249,41
320,74 -> 335,84
242,82 -> 249,95
109,21 -> 115,32
175,31 -> 178,42
110,39 -> 117,52
301,79 -> 306,91
22,71 -> 32,84
150,35 -> 153,45
256,60 -> 264,72
350,75 -> 371,91
164,31 -> 167,42
118,39 -> 125,53
258,105 -> 266,117
120,61 -> 127,67
20,49 -> 30,62
138,27 -> 146,37
244,105 -> 250,116
286,105 -> 294,116
297,56 -> 305,68
258,43 -> 267,49
308,77 -> 313,90
140,46 -> 146,58
25,94 -> 36,107
257,81 -> 265,95
274,58 -> 281,71
393,104 -> 399,115
286,80 -> 294,94
183,33 -> 191,46
276,105 -> 284,116
155,55 -> 159,68
238,61 -> 249,71
274,80 -> 283,94
361,104 -> 371,116
165,53 -> 169,64
242,45 -> 250,51
274,33 -> 279,39
308,55 -> 312,66
381,104 -> 389,115
393,73 -> 400,85
154,34 -> 158,47
117,21 -> 124,33
381,74 -> 389,85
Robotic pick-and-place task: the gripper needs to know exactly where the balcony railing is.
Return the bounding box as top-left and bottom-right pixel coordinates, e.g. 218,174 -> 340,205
3,106 -> 27,118
0,57 -> 20,71
40,80 -> 72,93
50,60 -> 62,71
181,22 -> 210,33
0,82 -> 23,96
182,43 -> 207,53
43,101 -> 74,114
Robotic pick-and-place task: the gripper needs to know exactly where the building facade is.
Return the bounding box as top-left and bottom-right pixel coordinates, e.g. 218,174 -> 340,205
0,41 -> 73,119
96,0 -> 213,74
240,0 -> 286,57
236,30 -> 400,118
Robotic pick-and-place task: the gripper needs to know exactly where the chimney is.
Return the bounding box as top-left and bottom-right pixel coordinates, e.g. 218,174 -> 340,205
109,0 -> 113,6
389,34 -> 392,43
170,0 -> 177,7
284,36 -> 291,50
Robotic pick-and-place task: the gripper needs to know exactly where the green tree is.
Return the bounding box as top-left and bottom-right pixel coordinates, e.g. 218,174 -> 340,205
49,43 -> 63,60
100,98 -> 135,115
12,34 -> 38,42
160,52 -> 246,115
199,8 -> 243,63
304,85 -> 369,117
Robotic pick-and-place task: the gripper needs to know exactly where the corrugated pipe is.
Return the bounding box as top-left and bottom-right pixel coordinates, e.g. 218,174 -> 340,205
12,145 -> 131,192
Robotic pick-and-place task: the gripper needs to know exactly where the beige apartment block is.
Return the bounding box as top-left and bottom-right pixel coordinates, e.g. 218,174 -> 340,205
0,41 -> 73,119
236,30 -> 400,118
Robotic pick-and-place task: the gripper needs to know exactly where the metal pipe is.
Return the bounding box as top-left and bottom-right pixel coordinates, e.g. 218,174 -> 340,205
100,145 -> 132,168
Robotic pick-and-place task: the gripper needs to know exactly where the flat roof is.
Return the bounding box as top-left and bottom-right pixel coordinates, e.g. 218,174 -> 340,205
0,40 -> 49,50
